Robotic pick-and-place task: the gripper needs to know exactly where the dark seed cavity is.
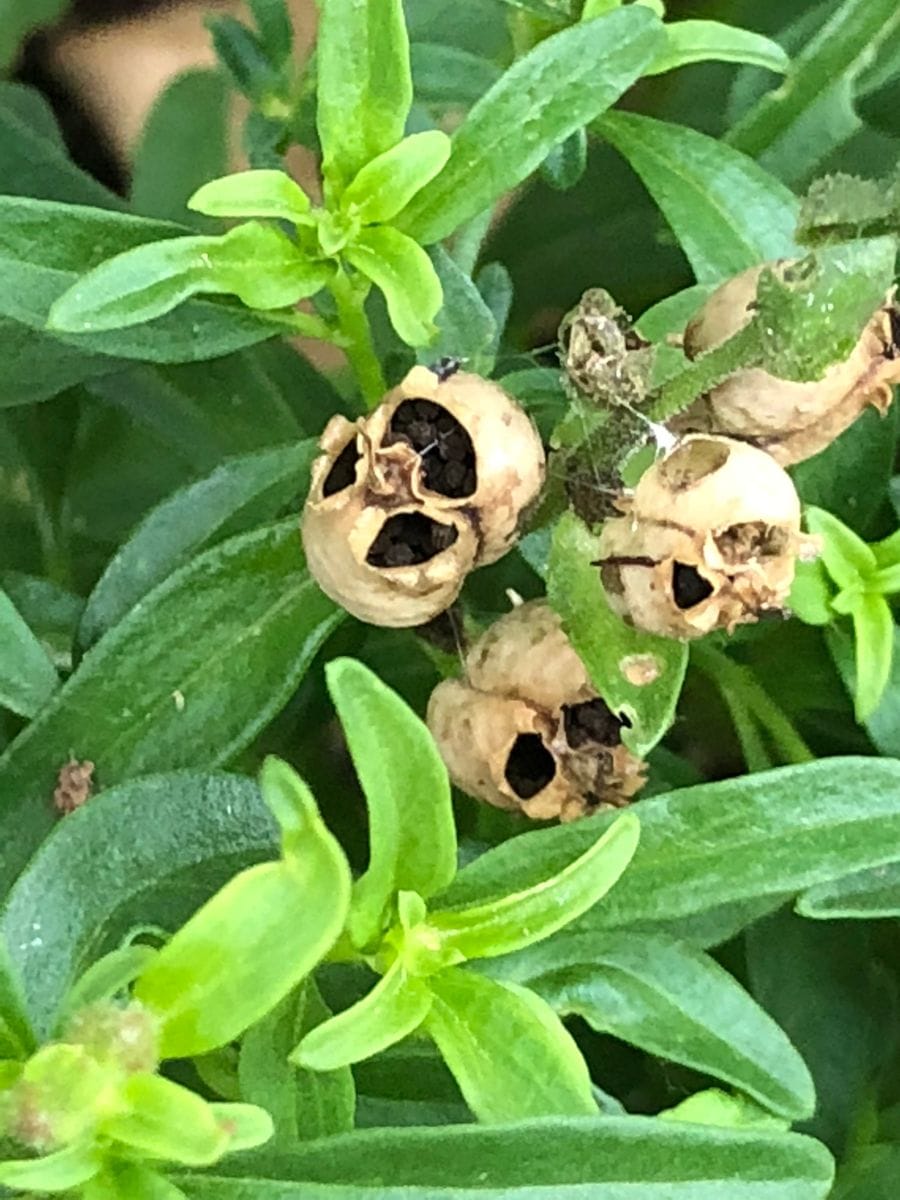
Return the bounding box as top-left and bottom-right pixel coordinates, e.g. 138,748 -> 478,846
563,698 -> 630,749
366,512 -> 459,569
322,438 -> 361,497
386,399 -> 476,498
504,733 -> 556,800
672,562 -> 714,609
715,521 -> 788,564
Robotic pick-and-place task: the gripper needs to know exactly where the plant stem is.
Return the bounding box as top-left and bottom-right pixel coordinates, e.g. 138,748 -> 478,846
331,269 -> 386,410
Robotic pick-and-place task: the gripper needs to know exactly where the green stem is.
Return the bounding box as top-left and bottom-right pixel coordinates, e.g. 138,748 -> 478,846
331,269 -> 386,409
692,643 -> 814,767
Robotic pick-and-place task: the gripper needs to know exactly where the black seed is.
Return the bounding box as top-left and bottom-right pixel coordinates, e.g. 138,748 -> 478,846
504,733 -> 556,800
672,562 -> 714,610
563,698 -> 630,749
387,399 -> 477,498
366,512 -> 459,568
322,438 -> 361,497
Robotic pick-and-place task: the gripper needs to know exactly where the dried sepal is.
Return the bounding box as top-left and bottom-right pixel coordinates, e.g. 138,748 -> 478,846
673,263 -> 900,465
598,435 -> 815,639
426,601 -> 645,822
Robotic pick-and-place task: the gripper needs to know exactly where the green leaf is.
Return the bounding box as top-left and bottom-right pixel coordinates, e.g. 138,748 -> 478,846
410,43 -> 501,108
209,1103 -> 275,1153
547,511 -> 688,756
426,968 -> 595,1122
598,112 -> 800,282
103,1074 -> 230,1166
646,21 -> 790,77
849,593 -> 893,720
293,961 -> 433,1071
798,859 -> 900,919
660,1090 -> 789,1132
421,247 -> 498,376
827,624 -> 900,759
397,8 -> 664,245
248,0 -> 294,64
173,1119 -> 834,1197
540,128 -> 588,192
0,587 -> 58,719
0,522 -> 341,896
84,1162 -> 188,1200
789,559 -> 834,627
484,929 -> 815,1121
342,132 -> 452,224
0,1141 -> 100,1193
207,15 -> 277,105
188,170 -> 314,226
437,759 -> 900,940
325,658 -> 456,946
132,71 -> 230,229
62,945 -> 158,1019
239,979 -> 355,1145
135,770 -> 350,1058
431,813 -> 639,961
805,507 -> 876,589
345,225 -> 443,347
48,223 -> 330,333
0,0 -> 67,69
317,0 -> 412,196
78,441 -> 316,648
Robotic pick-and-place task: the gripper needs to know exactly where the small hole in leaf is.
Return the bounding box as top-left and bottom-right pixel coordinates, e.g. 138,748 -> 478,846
387,399 -> 476,498
504,733 -> 556,799
322,438 -> 361,497
672,562 -> 714,609
563,698 -> 630,749
366,512 -> 459,568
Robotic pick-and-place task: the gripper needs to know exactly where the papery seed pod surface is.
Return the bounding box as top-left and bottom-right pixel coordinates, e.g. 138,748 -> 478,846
674,263 -> 900,465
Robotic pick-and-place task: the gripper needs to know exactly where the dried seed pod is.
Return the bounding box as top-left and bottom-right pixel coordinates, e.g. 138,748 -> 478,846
673,263 -> 900,465
427,601 -> 645,822
302,365 -> 545,627
598,435 -> 814,639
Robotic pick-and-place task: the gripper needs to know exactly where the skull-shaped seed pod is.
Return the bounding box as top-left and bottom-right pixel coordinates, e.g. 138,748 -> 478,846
672,262 -> 900,466
426,601 -> 645,822
598,435 -> 815,639
301,364 -> 545,627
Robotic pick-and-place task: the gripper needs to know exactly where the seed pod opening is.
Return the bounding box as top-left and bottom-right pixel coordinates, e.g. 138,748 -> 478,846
302,366 -> 545,627
673,263 -> 900,465
598,435 -> 814,639
426,601 -> 645,822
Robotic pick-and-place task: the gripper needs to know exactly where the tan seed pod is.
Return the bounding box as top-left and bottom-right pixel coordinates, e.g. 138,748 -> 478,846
673,262 -> 900,465
301,364 -> 545,627
427,601 -> 645,822
598,435 -> 815,639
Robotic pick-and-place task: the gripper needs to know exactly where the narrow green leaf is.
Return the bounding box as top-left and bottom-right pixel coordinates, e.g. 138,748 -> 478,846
788,559 -> 834,627
646,21 -> 790,78
293,961 -> 433,1071
598,111 -> 799,281
421,247 -> 498,376
410,43 -> 501,108
317,0 -> 412,196
209,1104 -> 275,1154
84,1162 -> 188,1200
104,1074 -> 229,1166
325,658 -> 456,946
484,929 -> 815,1121
0,523 -> 341,897
48,223 -> 329,333
805,507 -> 876,589
135,775 -> 351,1057
660,1090 -> 788,1132
868,563 -> 900,594
0,587 -> 58,719
345,225 -> 442,346
798,860 -> 900,919
0,1141 -> 100,1192
540,128 -> 588,191
425,968 -> 596,1122
431,813 -> 639,961
189,170 -> 314,226
248,0 -> 294,63
342,132 -> 452,224
547,511 -> 687,756
62,945 -> 159,1020
397,8 -> 664,244
207,15 -> 276,105
850,593 -> 893,720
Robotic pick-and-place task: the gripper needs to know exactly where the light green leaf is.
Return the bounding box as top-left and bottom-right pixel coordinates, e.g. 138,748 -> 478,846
397,7 -> 664,244
598,111 -> 799,282
342,132 -> 452,224
345,225 -> 442,346
646,21 -> 789,78
134,768 -> 351,1058
548,511 -> 687,756
104,1074 -> 229,1165
431,813 -> 639,961
62,944 -> 159,1021
805,507 -> 876,589
789,559 -> 834,627
317,0 -> 412,196
0,587 -> 58,719
208,1104 -> 275,1154
422,247 -> 498,376
48,223 -> 330,333
84,1162 -> 188,1200
293,960 -> 432,1071
483,929 -> 814,1121
660,1090 -> 789,1131
850,593 -> 894,721
868,563 -> 900,594
0,1141 -> 100,1193
189,170 -> 315,226
425,968 -> 596,1122
325,658 -> 456,947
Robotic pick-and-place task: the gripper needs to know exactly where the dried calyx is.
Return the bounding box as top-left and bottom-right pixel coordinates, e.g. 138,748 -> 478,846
672,262 -> 900,465
426,601 -> 645,822
598,435 -> 816,639
302,365 -> 545,627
